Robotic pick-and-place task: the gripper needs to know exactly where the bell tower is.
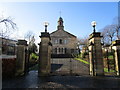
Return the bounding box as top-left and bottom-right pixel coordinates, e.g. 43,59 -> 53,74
57,17 -> 64,30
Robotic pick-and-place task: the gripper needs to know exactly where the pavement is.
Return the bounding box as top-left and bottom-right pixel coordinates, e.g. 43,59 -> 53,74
2,58 -> 120,89
2,70 -> 120,89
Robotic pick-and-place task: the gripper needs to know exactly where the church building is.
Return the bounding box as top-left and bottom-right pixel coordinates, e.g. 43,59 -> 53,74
50,17 -> 78,56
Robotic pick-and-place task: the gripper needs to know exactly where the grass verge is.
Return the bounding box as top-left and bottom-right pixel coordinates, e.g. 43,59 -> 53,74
74,58 -> 90,64
104,68 -> 115,73
75,58 -> 115,73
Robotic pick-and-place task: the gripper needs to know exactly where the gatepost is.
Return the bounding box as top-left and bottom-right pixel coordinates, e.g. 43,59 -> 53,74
38,23 -> 52,76
16,40 -> 28,76
88,32 -> 104,76
112,40 -> 120,76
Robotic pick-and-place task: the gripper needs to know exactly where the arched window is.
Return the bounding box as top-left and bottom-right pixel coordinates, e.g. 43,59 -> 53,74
55,48 -> 57,53
59,39 -> 62,44
59,48 -> 61,53
55,39 -> 58,44
61,48 -> 63,53
65,48 -> 67,54
64,39 -> 67,44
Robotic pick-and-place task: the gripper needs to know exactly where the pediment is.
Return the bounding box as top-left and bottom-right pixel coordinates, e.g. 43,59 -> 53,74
50,30 -> 76,38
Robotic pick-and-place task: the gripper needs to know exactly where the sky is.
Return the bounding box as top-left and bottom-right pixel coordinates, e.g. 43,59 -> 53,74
0,2 -> 118,44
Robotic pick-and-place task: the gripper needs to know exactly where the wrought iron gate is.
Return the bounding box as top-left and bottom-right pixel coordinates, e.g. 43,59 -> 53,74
51,57 -> 90,76
103,49 -> 116,76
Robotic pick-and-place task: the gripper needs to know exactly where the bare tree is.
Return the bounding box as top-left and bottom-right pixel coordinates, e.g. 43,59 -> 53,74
78,36 -> 88,46
102,25 -> 116,45
0,16 -> 17,38
24,31 -> 35,44
101,17 -> 120,47
77,36 -> 89,52
115,25 -> 120,39
101,29 -> 108,45
0,16 -> 17,54
112,17 -> 120,39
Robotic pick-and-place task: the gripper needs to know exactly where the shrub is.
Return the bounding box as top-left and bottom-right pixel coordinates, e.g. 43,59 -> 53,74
30,53 -> 39,60
81,52 -> 89,58
29,53 -> 39,67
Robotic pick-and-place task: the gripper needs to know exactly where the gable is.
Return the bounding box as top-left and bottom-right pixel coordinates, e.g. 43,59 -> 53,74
50,30 -> 76,38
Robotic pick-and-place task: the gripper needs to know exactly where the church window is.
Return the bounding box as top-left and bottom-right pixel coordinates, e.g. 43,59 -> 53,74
59,48 -> 61,53
61,48 -> 63,53
55,48 -> 57,53
59,39 -> 62,44
64,39 -> 67,44
55,39 -> 58,44
65,48 -> 67,54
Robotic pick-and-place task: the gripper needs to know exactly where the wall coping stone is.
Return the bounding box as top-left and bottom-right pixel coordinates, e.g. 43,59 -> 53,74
89,32 -> 102,40
17,40 -> 28,46
40,32 -> 51,40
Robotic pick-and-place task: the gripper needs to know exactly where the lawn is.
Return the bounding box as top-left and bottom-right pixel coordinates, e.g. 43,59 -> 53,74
74,58 -> 90,64
104,68 -> 115,72
74,58 -> 115,73
108,55 -> 113,59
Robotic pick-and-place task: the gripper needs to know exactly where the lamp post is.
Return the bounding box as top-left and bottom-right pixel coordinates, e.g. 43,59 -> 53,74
91,21 -> 97,33
44,22 -> 49,32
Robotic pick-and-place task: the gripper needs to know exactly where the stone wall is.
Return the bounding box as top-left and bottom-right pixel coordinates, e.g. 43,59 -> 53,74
2,58 -> 16,78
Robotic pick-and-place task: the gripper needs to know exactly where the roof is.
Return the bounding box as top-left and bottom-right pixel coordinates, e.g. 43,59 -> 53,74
50,30 -> 77,38
58,17 -> 63,21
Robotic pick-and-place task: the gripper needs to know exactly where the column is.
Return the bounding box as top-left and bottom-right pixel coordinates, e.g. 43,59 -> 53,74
112,40 -> 120,76
16,40 -> 28,76
38,32 -> 52,76
88,32 -> 104,76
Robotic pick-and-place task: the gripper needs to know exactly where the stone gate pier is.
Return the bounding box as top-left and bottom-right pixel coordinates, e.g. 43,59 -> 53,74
38,31 -> 52,76
88,32 -> 104,76
112,40 -> 120,76
15,40 -> 28,76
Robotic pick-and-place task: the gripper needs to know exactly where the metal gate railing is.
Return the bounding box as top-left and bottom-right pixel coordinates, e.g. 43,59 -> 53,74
50,57 -> 89,76
103,49 -> 116,76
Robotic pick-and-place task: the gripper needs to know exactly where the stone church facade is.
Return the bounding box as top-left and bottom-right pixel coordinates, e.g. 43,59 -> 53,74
50,17 -> 77,56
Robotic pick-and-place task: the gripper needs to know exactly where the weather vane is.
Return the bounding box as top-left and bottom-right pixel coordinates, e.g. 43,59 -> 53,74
59,11 -> 61,17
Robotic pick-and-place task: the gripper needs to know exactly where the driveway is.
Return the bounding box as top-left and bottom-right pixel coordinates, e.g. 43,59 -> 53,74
2,70 -> 120,88
51,58 -> 89,75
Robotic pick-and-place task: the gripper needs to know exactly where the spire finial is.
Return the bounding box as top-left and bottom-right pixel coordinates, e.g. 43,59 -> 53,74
59,11 -> 61,17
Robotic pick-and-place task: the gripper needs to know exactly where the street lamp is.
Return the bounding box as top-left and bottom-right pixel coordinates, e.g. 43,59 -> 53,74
44,22 -> 49,32
91,21 -> 97,33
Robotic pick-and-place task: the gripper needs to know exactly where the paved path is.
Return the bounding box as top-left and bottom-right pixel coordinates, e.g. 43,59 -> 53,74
2,70 -> 120,89
2,58 -> 120,89
51,58 -> 89,75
